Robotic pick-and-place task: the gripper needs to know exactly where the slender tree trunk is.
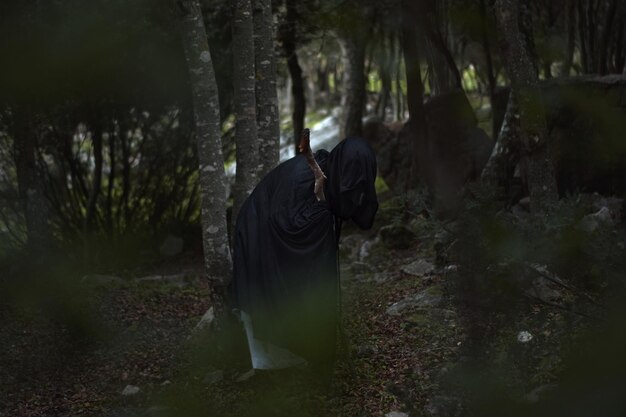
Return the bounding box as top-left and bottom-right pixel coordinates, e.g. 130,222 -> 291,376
280,0 -> 305,154
615,15 -> 625,72
375,37 -> 392,118
578,0 -> 590,73
494,0 -> 558,213
176,0 -> 232,285
598,0 -> 618,74
106,126 -> 115,235
418,0 -> 462,91
480,0 -> 498,137
335,1 -> 371,138
338,32 -> 367,138
12,106 -> 50,250
401,0 -> 428,185
253,0 -> 280,178
562,0 -> 576,75
84,120 -> 103,232
119,129 -> 131,230
231,0 -> 259,231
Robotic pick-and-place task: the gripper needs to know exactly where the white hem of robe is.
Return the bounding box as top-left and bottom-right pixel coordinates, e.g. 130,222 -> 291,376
239,310 -> 308,370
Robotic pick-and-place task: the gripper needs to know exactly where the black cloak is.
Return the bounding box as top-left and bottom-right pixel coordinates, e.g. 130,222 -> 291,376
231,137 -> 378,364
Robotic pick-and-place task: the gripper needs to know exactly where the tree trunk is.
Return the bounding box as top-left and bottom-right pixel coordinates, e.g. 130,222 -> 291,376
481,92 -> 520,196
598,0 -> 618,74
480,0 -> 498,137
12,106 -> 50,250
562,0 -> 576,76
176,0 -> 232,285
338,31 -> 367,138
418,0 -> 462,91
105,126 -> 116,235
253,0 -> 280,179
494,0 -> 558,213
280,0 -> 306,154
401,0 -> 428,184
84,120 -> 103,233
231,0 -> 260,231
578,0 -> 590,73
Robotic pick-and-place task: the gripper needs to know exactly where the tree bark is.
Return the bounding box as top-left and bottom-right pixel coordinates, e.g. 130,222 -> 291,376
280,0 -> 306,154
338,32 -> 366,138
253,0 -> 280,179
598,0 -> 618,74
12,106 -> 50,250
494,0 -> 558,213
231,0 -> 260,231
480,0 -> 498,137
84,120 -> 103,232
105,126 -> 115,235
401,0 -> 428,184
562,0 -> 576,76
176,0 -> 232,285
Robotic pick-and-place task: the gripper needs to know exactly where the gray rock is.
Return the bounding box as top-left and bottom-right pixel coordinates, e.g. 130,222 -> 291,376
144,406 -> 171,417
202,370 -> 224,385
526,383 -> 558,403
159,235 -> 184,257
518,196 -> 531,210
135,274 -> 193,288
590,194 -> 623,219
527,277 -> 561,302
359,236 -> 381,260
340,234 -> 366,260
82,274 -> 124,286
401,259 -> 435,277
121,385 -> 141,396
373,272 -> 392,283
193,307 -> 215,333
385,412 -> 409,417
356,344 -> 378,357
424,395 -> 462,417
351,261 -> 376,274
378,224 -> 417,249
579,206 -> 614,233
386,286 -> 443,316
236,369 -> 255,382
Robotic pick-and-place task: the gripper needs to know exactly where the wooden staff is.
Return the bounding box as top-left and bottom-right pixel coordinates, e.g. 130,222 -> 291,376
298,128 -> 327,201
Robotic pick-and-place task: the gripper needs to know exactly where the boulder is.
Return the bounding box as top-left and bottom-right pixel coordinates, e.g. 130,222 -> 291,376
363,90 -> 494,217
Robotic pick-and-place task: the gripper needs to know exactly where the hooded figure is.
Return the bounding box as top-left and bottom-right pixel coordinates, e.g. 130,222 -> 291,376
231,137 -> 378,370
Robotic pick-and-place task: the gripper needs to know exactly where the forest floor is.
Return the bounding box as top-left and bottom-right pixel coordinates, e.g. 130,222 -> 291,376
3,191 -> 600,417
0,195 -> 468,417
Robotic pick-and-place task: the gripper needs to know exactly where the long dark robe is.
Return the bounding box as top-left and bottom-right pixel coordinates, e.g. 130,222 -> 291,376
231,137 -> 378,365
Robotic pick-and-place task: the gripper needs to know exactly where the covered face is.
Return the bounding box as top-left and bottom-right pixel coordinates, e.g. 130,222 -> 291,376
325,137 -> 379,229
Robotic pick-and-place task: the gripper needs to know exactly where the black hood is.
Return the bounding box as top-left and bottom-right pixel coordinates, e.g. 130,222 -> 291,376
325,137 -> 378,230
